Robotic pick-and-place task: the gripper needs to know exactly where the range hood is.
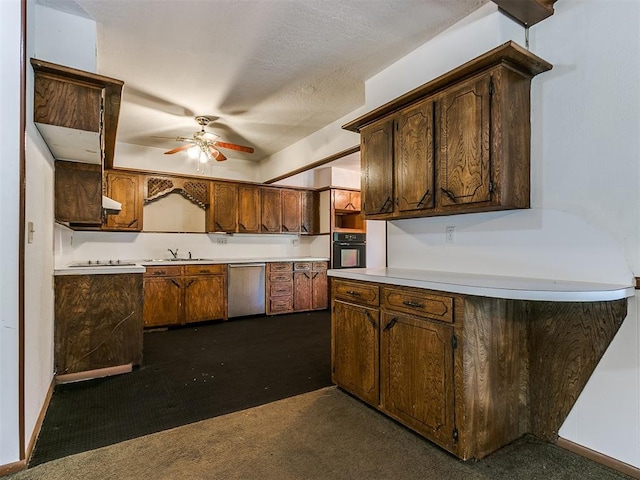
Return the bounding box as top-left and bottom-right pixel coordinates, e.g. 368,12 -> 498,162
102,195 -> 122,212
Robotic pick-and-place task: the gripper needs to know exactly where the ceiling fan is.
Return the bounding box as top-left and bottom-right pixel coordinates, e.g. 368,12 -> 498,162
163,116 -> 254,162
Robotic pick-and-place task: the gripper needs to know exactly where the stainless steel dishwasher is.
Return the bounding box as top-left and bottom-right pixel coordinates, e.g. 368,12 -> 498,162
227,263 -> 266,318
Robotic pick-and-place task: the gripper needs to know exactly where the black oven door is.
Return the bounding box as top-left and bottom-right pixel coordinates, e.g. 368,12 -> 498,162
332,241 -> 366,269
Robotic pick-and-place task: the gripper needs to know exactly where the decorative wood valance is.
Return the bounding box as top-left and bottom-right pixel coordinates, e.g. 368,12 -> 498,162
144,176 -> 209,209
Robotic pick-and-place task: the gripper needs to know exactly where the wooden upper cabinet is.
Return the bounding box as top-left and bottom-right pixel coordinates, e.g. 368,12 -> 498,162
104,170 -> 143,231
210,182 -> 238,233
361,119 -> 394,217
238,184 -> 261,233
281,189 -> 301,233
346,42 -> 551,220
437,75 -> 491,208
395,99 -> 435,214
301,190 -> 319,235
260,187 -> 282,233
333,189 -> 361,212
31,58 -> 123,169
54,160 -> 102,226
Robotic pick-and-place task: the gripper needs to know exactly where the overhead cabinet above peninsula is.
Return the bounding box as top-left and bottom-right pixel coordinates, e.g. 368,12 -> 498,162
344,42 -> 552,220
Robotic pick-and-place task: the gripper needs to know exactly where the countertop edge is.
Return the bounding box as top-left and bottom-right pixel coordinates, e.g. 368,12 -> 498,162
54,257 -> 330,275
327,268 -> 635,303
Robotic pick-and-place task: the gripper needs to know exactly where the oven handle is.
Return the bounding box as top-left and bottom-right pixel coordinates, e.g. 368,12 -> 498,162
334,242 -> 366,246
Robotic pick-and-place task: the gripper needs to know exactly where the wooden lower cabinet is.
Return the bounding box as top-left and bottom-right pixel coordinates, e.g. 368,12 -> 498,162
293,261 -> 328,311
380,311 -> 456,452
332,300 -> 379,406
54,273 -> 143,375
331,278 -> 628,461
143,264 -> 227,327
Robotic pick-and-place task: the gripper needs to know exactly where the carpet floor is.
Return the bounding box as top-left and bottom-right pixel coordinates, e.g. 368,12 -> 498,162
29,311 -> 332,466
9,387 -> 634,480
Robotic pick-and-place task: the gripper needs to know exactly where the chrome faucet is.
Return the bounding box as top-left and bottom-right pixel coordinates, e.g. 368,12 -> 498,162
168,248 -> 178,259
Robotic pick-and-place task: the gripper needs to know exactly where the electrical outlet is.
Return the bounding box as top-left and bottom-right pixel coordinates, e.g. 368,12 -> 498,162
445,226 -> 456,244
216,237 -> 227,245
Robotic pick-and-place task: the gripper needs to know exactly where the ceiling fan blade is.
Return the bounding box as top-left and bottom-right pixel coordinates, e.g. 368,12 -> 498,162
214,141 -> 254,154
164,144 -> 192,155
210,147 -> 227,161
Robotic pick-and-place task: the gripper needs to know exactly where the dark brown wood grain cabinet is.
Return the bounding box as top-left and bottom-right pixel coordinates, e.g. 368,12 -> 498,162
281,189 -> 301,233
300,190 -> 319,235
104,170 -> 143,231
238,184 -> 261,233
266,262 -> 294,314
311,262 -> 328,310
260,187 -> 282,233
348,42 -> 552,220
294,262 -> 329,312
143,265 -> 183,328
54,273 -> 143,375
331,277 -> 627,461
183,264 -> 227,324
210,182 -> 238,233
54,160 -> 103,226
143,264 -> 227,327
331,280 -> 380,407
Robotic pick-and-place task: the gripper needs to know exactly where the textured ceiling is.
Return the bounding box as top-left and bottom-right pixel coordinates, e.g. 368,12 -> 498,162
37,0 -> 487,162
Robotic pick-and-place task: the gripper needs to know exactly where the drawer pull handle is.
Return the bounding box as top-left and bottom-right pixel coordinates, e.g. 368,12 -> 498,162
154,271 -> 165,275
346,290 -> 361,296
364,311 -> 376,328
403,300 -> 424,308
383,318 -> 397,331
170,279 -> 180,288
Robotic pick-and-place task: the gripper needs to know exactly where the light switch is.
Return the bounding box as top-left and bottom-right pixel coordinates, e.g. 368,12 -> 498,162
27,221 -> 35,244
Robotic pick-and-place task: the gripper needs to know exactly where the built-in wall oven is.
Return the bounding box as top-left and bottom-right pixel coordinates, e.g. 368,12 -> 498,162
332,232 -> 366,269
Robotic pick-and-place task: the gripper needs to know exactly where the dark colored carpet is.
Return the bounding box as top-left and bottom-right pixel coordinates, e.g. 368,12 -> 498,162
30,310 -> 331,466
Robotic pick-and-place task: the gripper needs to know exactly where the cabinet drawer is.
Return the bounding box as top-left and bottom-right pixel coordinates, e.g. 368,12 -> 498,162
269,296 -> 293,313
382,286 -> 453,323
294,262 -> 312,271
333,280 -> 379,307
144,265 -> 183,277
184,264 -> 226,276
312,262 -> 328,272
270,283 -> 293,297
269,262 -> 293,272
268,272 -> 292,283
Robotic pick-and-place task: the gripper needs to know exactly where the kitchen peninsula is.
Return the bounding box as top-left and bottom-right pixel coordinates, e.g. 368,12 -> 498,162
328,267 -> 633,460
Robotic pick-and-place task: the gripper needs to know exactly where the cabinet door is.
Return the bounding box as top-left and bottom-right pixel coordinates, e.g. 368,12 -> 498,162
294,271 -> 312,311
332,300 -> 379,406
395,99 -> 435,214
380,312 -> 455,450
184,275 -> 227,323
143,277 -> 182,327
104,171 -> 142,231
281,189 -> 301,233
300,190 -> 319,235
438,75 -> 492,207
212,182 -> 238,232
350,191 -> 362,211
361,119 -> 394,217
311,267 -> 328,310
55,160 -> 102,225
260,188 -> 282,233
238,184 -> 261,233
333,190 -> 353,211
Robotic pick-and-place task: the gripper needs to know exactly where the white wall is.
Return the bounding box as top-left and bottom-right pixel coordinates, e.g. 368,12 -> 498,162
114,142 -> 260,183
379,0 -> 640,468
55,228 -> 317,266
0,0 -> 23,466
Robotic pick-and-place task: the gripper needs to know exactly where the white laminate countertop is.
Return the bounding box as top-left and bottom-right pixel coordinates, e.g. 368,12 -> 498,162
328,267 -> 636,302
54,257 -> 330,276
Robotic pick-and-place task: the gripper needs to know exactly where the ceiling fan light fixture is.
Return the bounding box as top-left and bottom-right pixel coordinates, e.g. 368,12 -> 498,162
187,145 -> 200,159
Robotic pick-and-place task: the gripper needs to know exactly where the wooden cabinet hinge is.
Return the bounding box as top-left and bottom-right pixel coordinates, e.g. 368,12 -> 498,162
453,426 -> 459,442
452,334 -> 458,349
489,181 -> 495,193
489,78 -> 494,96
